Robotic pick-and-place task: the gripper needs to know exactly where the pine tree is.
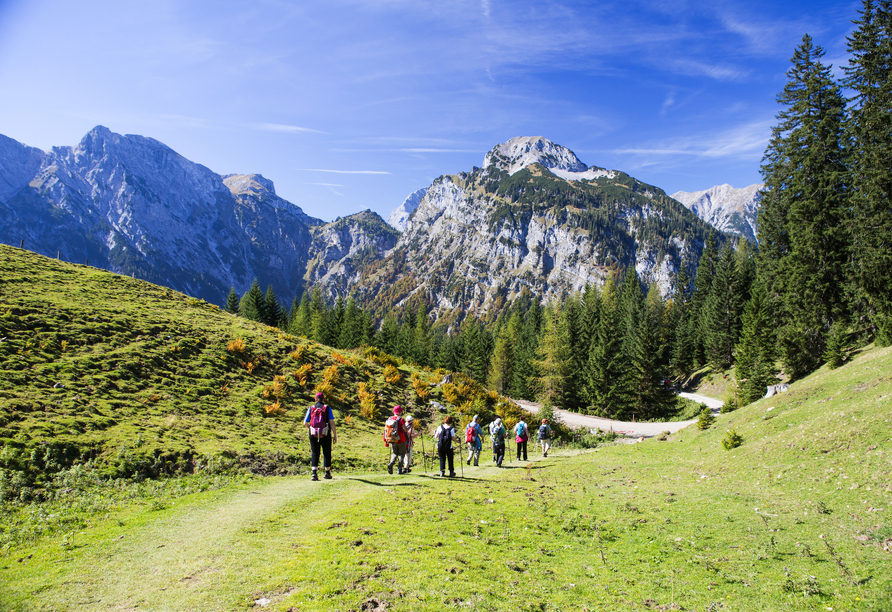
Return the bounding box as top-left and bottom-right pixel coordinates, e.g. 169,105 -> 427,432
690,232 -> 719,368
264,285 -> 282,328
734,283 -> 779,405
487,324 -> 514,395
844,0 -> 892,345
670,262 -> 695,378
376,314 -> 400,356
240,279 -> 265,323
413,302 -> 432,366
704,245 -> 737,371
585,278 -> 632,418
534,305 -> 569,408
225,286 -> 240,315
290,294 -> 312,337
759,34 -> 850,378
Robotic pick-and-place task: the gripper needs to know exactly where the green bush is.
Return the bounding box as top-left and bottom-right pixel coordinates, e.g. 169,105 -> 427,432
696,405 -> 715,430
722,429 -> 743,450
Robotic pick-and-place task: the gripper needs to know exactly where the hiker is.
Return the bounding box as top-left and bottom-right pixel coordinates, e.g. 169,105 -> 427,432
304,392 -> 337,481
514,416 -> 529,461
403,415 -> 421,473
384,405 -> 409,474
465,415 -> 483,466
490,417 -> 507,467
435,415 -> 456,477
537,418 -> 553,457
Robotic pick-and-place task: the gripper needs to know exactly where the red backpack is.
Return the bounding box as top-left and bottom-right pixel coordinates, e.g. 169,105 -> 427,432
465,424 -> 476,443
309,405 -> 329,439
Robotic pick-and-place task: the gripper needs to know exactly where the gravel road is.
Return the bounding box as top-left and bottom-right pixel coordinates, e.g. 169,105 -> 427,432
512,392 -> 724,438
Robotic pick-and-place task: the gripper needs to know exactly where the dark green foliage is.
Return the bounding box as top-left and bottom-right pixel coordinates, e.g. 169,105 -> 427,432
823,321 -> 849,369
759,35 -> 850,378
735,283 -> 779,406
722,429 -> 743,450
844,0 -> 892,345
225,287 -> 240,315
239,279 -> 265,323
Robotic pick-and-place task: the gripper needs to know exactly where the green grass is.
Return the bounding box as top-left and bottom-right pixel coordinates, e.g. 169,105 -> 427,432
1,245 -> 891,611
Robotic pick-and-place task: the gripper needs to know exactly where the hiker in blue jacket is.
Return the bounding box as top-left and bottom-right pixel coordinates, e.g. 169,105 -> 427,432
304,392 -> 337,481
465,415 -> 483,466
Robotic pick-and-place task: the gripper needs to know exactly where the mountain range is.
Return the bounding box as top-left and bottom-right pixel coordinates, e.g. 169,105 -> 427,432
1,128 -> 752,320
670,184 -> 762,243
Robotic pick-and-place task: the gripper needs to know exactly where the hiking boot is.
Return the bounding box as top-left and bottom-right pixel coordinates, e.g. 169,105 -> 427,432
449,472 -> 456,477
543,452 -> 548,457
466,458 -> 471,465
323,471 -> 332,480
388,464 -> 393,474
311,471 -> 319,481
404,468 -> 411,473
440,471 -> 445,477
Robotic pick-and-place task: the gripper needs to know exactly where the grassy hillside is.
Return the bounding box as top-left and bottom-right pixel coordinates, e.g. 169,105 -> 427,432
0,245 -> 520,498
1,245 -> 890,611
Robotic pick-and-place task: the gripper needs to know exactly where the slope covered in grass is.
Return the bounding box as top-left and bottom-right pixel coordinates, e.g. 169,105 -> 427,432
0,245 -> 520,500
1,306 -> 889,610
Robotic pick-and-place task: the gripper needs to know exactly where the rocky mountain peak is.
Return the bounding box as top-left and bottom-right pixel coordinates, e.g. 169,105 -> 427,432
223,174 -> 277,197
670,183 -> 763,242
387,187 -> 427,231
484,136 -> 587,176
482,136 -> 614,182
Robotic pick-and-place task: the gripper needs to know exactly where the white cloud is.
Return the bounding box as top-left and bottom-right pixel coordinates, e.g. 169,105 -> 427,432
300,169 -> 391,174
255,123 -> 326,134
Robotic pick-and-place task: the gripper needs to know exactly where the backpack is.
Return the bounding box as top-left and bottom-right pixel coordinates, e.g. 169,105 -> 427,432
309,404 -> 330,439
384,416 -> 402,446
437,426 -> 452,454
465,424 -> 477,444
493,426 -> 505,444
538,424 -> 550,440
516,422 -> 528,443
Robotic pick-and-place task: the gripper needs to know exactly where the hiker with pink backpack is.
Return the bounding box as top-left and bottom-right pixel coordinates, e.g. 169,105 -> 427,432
465,415 -> 483,466
383,406 -> 410,474
514,416 -> 529,461
304,392 -> 337,481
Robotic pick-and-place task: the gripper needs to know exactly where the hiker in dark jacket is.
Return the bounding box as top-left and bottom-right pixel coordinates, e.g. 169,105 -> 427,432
304,392 -> 337,481
537,418 -> 553,457
435,415 -> 456,477
490,417 -> 507,467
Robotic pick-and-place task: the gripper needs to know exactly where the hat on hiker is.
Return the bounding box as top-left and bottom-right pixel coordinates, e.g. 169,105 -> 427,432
315,392 -> 323,400
393,405 -> 402,414
405,415 -> 414,422
542,419 -> 548,424
472,415 -> 479,422
494,418 -> 501,426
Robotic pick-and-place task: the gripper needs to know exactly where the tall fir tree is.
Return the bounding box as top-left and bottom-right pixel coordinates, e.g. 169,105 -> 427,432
239,279 -> 265,323
704,245 -> 738,371
534,305 -> 569,408
735,283 -> 779,405
225,286 -> 240,315
290,294 -> 312,337
263,285 -> 283,328
759,34 -> 850,378
690,231 -> 719,368
844,0 -> 892,345
585,278 -> 631,418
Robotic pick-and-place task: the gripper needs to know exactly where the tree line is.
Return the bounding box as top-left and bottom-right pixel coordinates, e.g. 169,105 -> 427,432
225,0 -> 892,417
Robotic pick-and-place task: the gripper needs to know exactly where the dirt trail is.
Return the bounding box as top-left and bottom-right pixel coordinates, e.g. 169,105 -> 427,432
513,392 -> 724,438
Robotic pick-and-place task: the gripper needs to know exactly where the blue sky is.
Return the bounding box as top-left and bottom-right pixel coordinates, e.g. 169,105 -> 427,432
0,0 -> 858,222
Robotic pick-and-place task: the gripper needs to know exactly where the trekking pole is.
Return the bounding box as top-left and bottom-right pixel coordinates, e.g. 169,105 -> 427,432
458,440 -> 464,478
420,431 -> 428,473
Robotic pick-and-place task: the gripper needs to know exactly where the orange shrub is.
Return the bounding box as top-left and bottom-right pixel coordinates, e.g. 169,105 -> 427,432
292,363 -> 313,387
227,338 -> 246,354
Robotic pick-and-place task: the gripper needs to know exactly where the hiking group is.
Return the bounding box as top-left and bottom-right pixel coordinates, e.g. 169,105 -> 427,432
304,392 -> 554,481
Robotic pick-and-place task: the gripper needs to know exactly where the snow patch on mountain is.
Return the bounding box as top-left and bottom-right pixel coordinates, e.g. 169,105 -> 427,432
387,187 -> 427,231
483,136 -> 616,182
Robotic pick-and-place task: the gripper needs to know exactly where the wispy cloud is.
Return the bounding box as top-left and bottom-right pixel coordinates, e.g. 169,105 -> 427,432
300,168 -> 391,174
306,182 -> 345,187
329,147 -> 479,153
255,122 -> 326,134
614,119 -> 773,160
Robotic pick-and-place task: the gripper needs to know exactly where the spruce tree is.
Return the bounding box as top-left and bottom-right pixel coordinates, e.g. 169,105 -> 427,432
225,286 -> 240,315
760,34 -> 850,378
290,294 -> 312,337
585,278 -> 631,418
734,283 -> 779,405
844,0 -> 892,344
690,232 -> 719,368
704,245 -> 737,371
264,285 -> 282,328
240,279 -> 265,323
534,305 -> 569,408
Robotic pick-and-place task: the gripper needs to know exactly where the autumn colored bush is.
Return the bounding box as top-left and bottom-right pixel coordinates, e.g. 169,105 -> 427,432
384,364 -> 402,386
292,363 -> 313,387
358,382 -> 377,419
227,338 -> 246,354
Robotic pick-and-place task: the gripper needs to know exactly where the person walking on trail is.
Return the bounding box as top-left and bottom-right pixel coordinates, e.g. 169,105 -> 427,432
403,415 -> 421,473
465,415 -> 483,466
537,418 -> 553,457
435,415 -> 457,477
384,405 -> 409,474
490,417 -> 507,467
514,416 -> 529,461
304,392 -> 337,481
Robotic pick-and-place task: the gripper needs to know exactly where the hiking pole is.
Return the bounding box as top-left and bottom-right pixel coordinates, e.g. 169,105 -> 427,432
420,431 -> 428,473
458,440 -> 464,478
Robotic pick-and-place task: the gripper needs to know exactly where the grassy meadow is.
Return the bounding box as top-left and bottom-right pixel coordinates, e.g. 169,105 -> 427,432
1,245 -> 891,611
